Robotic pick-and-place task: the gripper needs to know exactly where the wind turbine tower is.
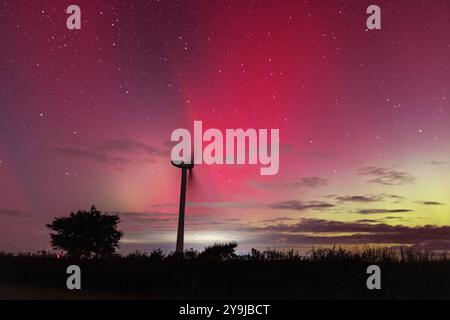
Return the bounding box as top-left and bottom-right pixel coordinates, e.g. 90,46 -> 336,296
171,159 -> 194,254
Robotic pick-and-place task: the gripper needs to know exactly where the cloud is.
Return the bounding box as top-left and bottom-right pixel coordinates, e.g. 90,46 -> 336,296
355,217 -> 405,223
117,211 -> 176,220
287,177 -> 328,189
354,219 -> 379,223
115,210 -> 243,232
249,218 -> 450,250
98,139 -> 161,155
332,194 -> 405,204
335,195 -> 381,203
186,201 -> 260,209
0,209 -> 28,217
260,217 -> 295,224
53,147 -> 131,165
146,202 -> 176,208
416,201 -> 445,206
428,160 -> 447,165
115,211 -> 178,231
271,200 -> 334,211
249,176 -> 328,190
253,218 -> 410,233
53,139 -> 163,166
384,194 -> 406,202
357,208 -> 413,214
358,166 -> 414,185
383,216 -> 405,220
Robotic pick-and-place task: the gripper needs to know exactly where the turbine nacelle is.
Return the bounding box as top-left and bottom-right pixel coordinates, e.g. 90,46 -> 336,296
171,160 -> 194,170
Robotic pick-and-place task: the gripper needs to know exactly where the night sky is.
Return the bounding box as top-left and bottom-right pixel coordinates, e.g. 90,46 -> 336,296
0,0 -> 449,253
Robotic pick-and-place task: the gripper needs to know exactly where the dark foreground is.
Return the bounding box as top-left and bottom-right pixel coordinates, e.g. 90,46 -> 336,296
0,247 -> 448,300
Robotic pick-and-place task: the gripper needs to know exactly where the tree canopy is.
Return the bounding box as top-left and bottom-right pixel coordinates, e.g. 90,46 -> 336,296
46,206 -> 123,258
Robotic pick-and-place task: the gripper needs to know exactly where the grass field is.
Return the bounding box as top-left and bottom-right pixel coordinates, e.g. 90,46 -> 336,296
1,246 -> 448,300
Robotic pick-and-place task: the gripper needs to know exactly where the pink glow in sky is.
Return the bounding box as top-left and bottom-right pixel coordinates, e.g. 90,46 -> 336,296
0,0 -> 449,253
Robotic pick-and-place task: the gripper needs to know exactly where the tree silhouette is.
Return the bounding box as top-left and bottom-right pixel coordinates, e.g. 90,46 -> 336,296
46,205 -> 123,258
200,242 -> 238,261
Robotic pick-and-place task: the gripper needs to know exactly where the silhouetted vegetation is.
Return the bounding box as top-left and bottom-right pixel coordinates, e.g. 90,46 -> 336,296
200,242 -> 238,260
46,206 -> 123,258
0,244 -> 448,299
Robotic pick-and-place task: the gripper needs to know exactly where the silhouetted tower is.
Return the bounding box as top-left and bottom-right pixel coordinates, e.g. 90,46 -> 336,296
171,159 -> 194,253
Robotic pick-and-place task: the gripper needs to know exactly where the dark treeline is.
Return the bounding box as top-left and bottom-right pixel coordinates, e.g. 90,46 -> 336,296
0,244 -> 449,299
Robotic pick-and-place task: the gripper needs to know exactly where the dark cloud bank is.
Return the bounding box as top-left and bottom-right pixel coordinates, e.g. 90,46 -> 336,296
251,218 -> 450,250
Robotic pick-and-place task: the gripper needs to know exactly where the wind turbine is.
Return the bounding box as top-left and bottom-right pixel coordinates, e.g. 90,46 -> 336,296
171,158 -> 194,254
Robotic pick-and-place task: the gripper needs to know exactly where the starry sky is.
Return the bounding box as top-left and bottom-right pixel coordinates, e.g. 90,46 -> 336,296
0,0 -> 449,253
